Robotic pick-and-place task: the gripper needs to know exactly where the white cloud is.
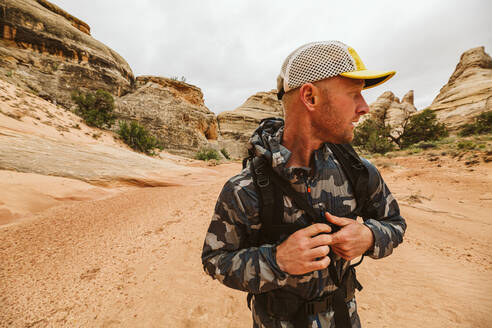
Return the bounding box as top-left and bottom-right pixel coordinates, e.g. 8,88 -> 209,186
50,0 -> 492,113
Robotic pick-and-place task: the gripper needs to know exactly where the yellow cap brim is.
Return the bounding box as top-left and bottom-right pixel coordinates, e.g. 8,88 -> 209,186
340,69 -> 396,89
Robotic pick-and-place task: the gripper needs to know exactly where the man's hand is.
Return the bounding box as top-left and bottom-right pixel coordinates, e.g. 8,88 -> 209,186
324,212 -> 374,261
276,223 -> 333,275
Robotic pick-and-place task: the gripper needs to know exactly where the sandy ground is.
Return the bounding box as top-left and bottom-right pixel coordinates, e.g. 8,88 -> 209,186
1,155 -> 491,328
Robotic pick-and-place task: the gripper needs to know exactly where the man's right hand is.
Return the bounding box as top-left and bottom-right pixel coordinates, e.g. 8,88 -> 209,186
275,223 -> 333,275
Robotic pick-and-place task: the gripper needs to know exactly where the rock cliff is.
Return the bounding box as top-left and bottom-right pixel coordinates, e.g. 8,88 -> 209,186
0,0 -> 134,107
0,0 -> 222,157
368,90 -> 417,136
0,78 -> 213,187
115,76 -> 218,156
428,46 -> 492,130
217,90 -> 283,158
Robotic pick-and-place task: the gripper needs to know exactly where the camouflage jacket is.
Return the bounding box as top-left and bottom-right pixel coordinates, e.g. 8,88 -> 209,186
202,119 -> 406,328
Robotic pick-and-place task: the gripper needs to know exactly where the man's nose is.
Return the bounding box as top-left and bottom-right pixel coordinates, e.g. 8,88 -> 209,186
356,95 -> 370,115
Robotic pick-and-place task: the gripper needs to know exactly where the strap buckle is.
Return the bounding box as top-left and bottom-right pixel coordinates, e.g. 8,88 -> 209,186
255,170 -> 269,187
304,296 -> 333,315
253,158 -> 270,187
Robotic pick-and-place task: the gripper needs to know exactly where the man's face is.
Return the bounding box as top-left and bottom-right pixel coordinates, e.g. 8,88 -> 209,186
311,76 -> 369,144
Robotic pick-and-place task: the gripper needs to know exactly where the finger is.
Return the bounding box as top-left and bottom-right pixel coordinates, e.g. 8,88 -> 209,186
309,233 -> 333,248
324,212 -> 351,227
307,256 -> 331,271
301,223 -> 333,237
327,231 -> 344,245
306,245 -> 330,259
330,246 -> 356,261
330,245 -> 345,257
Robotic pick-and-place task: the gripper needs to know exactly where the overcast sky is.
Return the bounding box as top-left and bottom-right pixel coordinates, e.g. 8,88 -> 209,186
50,0 -> 492,114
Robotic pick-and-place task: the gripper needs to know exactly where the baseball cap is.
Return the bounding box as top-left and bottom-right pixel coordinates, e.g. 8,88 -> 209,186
277,41 -> 395,99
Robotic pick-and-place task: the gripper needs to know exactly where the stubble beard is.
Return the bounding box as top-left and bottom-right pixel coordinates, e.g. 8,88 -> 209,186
313,104 -> 354,145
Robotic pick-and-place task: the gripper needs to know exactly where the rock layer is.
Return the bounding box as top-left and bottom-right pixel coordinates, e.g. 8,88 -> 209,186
368,90 -> 417,136
428,46 -> 492,130
217,90 -> 283,158
0,0 -> 134,107
115,76 -> 218,156
0,78 -> 213,188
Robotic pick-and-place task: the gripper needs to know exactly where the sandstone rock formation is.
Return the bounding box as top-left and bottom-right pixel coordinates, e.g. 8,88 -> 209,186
115,76 -> 218,157
0,78 -> 214,188
0,0 -> 134,107
367,90 -> 417,137
218,90 -> 283,158
428,46 -> 492,131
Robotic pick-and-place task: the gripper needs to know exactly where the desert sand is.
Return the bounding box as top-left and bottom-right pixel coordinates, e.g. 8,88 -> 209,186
1,155 -> 491,328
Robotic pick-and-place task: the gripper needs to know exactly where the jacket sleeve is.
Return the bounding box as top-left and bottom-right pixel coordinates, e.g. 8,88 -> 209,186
361,161 -> 407,259
201,176 -> 289,294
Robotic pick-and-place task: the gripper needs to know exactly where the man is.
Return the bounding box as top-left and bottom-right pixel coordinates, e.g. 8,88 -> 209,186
202,41 -> 406,328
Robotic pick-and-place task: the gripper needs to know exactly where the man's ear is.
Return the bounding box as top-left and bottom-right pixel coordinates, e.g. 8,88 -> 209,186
299,83 -> 318,111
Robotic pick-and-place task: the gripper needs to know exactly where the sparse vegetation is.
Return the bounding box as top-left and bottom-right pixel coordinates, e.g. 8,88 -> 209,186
398,109 -> 449,148
195,148 -> 221,161
353,119 -> 394,154
457,140 -> 477,150
459,111 -> 492,136
354,109 -> 448,154
170,76 -> 186,82
118,121 -> 163,156
6,70 -> 12,77
71,89 -> 115,128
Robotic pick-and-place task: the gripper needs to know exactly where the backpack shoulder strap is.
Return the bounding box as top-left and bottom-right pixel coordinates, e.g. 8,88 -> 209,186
250,157 -> 286,245
359,158 -> 382,219
327,143 -> 370,216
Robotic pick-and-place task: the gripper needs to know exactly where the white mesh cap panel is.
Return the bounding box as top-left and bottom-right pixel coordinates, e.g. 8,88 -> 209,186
281,41 -> 357,92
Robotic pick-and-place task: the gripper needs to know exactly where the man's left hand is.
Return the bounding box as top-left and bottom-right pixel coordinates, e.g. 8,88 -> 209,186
324,212 -> 374,261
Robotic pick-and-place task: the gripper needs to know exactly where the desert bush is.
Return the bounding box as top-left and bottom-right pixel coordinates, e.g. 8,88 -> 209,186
459,111 -> 492,136
118,121 -> 162,155
457,140 -> 477,150
196,148 -> 221,161
405,147 -> 422,155
398,109 -> 448,148
72,89 -> 115,128
353,119 -> 395,154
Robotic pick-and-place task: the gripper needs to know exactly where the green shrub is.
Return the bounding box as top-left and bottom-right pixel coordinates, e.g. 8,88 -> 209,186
118,121 -> 162,155
72,89 -> 115,128
459,111 -> 492,136
195,148 -> 221,161
220,148 -> 230,160
399,109 -> 448,148
353,119 -> 395,154
405,147 -> 422,155
457,140 -> 477,150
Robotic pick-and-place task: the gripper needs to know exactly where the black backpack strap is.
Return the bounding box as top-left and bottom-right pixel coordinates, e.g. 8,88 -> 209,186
250,157 -> 304,245
327,143 -> 369,215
